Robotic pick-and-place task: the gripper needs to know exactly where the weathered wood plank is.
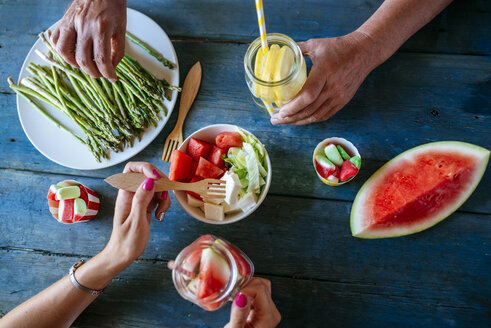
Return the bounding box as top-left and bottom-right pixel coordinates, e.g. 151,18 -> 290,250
0,250 -> 489,327
1,169 -> 489,303
0,0 -> 489,55
1,40 -> 490,213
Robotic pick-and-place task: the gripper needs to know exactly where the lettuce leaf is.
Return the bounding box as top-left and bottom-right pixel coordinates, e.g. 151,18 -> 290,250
223,127 -> 268,197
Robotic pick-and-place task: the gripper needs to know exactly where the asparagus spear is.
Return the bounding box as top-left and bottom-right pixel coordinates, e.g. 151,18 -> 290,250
126,31 -> 175,69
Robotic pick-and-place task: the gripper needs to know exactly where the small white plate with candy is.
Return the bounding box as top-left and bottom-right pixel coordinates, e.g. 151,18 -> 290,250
16,8 -> 179,170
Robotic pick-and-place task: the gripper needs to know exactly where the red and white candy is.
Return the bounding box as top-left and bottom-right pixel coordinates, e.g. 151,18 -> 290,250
47,180 -> 99,224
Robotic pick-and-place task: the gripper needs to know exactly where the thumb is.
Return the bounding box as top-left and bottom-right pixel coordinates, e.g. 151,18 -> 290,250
226,293 -> 251,328
130,178 -> 155,219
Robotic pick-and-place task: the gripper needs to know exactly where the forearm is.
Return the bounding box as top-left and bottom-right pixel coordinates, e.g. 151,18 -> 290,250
0,250 -> 127,328
357,0 -> 452,67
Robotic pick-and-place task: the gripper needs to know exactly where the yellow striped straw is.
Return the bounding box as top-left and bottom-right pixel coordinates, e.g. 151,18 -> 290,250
255,0 -> 269,54
255,0 -> 274,115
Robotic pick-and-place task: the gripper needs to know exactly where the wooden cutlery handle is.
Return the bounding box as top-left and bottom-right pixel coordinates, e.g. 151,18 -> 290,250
105,173 -> 198,192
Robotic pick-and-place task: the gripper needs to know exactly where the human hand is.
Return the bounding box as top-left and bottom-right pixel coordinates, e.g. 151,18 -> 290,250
103,162 -> 171,267
51,0 -> 127,81
271,31 -> 376,125
225,278 -> 281,328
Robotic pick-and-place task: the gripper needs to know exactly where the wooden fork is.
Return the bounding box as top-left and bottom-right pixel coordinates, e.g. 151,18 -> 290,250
162,61 -> 202,162
104,172 -> 225,199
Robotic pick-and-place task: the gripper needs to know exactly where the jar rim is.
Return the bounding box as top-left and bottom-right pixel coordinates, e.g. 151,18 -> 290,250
244,33 -> 303,87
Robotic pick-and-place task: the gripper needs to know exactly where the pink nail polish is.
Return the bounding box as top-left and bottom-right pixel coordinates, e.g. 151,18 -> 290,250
143,178 -> 154,191
163,191 -> 168,200
235,293 -> 247,308
153,169 -> 162,179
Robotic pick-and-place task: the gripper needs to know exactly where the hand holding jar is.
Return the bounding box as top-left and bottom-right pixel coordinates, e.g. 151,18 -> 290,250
225,278 -> 282,328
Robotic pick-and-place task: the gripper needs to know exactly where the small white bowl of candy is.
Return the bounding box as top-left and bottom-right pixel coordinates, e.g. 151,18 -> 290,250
313,137 -> 361,186
170,124 -> 272,224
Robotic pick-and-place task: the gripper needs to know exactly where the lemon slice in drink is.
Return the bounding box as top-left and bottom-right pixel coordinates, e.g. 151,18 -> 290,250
273,45 -> 295,105
254,47 -> 266,98
259,44 -> 280,103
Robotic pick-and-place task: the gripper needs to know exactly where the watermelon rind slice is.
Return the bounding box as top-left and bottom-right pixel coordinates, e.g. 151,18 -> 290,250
350,141 -> 489,239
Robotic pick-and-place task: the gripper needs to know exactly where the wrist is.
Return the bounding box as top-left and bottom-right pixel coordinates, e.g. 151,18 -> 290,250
350,29 -> 385,72
74,249 -> 129,291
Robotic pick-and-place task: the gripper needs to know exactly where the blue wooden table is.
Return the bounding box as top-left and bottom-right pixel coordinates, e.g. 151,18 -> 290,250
1,1 -> 490,327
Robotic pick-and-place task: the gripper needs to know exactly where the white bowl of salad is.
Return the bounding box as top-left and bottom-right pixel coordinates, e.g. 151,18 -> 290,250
170,124 -> 271,224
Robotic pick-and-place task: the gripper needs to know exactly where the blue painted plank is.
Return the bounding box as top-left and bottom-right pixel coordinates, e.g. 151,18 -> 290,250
0,0 -> 489,55
0,168 -> 489,310
1,250 -> 489,327
1,40 -> 490,213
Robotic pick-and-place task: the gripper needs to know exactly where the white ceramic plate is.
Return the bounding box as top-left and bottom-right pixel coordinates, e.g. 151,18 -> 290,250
16,8 -> 179,170
174,124 -> 272,225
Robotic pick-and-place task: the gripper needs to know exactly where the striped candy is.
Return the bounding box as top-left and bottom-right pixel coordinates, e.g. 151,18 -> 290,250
47,180 -> 99,224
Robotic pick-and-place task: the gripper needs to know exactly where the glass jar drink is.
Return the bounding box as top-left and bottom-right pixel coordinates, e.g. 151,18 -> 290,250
244,33 -> 307,115
171,235 -> 254,311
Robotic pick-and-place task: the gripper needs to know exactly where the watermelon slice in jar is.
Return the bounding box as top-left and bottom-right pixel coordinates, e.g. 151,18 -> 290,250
197,247 -> 231,299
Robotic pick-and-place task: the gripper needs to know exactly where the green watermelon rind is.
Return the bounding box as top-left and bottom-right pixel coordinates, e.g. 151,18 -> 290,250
350,141 -> 490,239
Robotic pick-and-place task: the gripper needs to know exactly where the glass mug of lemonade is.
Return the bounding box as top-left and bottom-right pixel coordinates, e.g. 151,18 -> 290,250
244,33 -> 307,115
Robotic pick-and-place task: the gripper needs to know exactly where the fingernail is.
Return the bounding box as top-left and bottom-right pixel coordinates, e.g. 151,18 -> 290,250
235,293 -> 247,308
158,212 -> 165,221
163,191 -> 168,200
153,169 -> 162,179
143,178 -> 155,191
271,118 -> 278,125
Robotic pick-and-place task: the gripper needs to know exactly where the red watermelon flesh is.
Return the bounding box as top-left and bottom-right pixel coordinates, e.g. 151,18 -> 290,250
187,176 -> 204,200
215,132 -> 243,150
182,249 -> 202,278
188,138 -> 213,161
169,150 -> 194,181
340,160 -> 359,181
208,146 -> 227,168
196,157 -> 224,179
213,239 -> 252,279
226,244 -> 252,279
197,248 -> 230,299
351,142 -> 490,238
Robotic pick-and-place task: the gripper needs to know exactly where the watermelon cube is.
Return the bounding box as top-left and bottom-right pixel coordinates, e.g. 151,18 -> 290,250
340,160 -> 359,181
215,132 -> 243,150
169,150 -> 195,181
208,146 -> 227,168
188,138 -> 213,161
196,157 -> 224,179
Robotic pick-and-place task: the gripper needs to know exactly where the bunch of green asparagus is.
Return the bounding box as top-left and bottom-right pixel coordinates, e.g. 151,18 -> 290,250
8,31 -> 180,162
